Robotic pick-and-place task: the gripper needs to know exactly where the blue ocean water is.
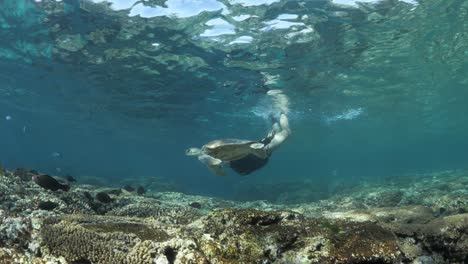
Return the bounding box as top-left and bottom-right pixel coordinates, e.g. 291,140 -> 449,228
1,0 -> 467,200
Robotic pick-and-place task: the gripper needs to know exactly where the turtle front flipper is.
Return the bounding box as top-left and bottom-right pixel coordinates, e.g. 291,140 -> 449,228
198,154 -> 226,176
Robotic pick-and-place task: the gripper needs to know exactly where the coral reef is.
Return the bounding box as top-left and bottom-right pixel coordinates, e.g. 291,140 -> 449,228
1,168 -> 467,263
41,215 -> 174,264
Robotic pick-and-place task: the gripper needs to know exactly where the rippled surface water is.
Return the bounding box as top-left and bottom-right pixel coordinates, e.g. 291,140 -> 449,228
1,0 -> 467,199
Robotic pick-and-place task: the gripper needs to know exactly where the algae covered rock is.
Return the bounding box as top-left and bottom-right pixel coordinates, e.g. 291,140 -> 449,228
391,213 -> 468,262
187,208 -> 402,263
421,214 -> 468,261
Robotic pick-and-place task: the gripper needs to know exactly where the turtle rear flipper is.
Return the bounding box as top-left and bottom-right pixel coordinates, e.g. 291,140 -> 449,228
198,154 -> 226,176
249,143 -> 268,159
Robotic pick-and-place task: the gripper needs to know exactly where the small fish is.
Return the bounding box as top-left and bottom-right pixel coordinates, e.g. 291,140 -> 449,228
332,169 -> 338,177
51,152 -> 62,158
38,201 -> 59,211
324,107 -> 364,124
95,192 -> 112,203
65,175 -> 76,182
137,186 -> 146,195
83,191 -> 93,201
5,115 -> 12,121
189,202 -> 202,209
122,185 -> 134,192
32,174 -> 70,192
22,126 -> 27,133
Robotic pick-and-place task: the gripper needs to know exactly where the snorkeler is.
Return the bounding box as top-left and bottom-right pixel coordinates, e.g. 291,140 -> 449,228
186,89 -> 291,176
229,111 -> 290,175
230,89 -> 290,175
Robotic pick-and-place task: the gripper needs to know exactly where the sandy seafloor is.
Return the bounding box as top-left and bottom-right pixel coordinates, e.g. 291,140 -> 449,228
0,168 -> 466,264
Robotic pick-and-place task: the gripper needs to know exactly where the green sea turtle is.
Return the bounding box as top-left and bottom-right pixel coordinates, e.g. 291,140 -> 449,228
186,139 -> 267,176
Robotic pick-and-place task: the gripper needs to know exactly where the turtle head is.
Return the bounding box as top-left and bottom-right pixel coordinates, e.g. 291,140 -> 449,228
185,148 -> 202,156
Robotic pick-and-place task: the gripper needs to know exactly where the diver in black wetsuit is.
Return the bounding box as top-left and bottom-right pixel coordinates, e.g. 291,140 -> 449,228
229,110 -> 291,175
229,137 -> 272,175
187,89 -> 290,176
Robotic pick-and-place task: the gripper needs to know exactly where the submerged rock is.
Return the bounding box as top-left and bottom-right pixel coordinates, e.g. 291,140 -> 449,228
191,209 -> 403,263
391,213 -> 468,261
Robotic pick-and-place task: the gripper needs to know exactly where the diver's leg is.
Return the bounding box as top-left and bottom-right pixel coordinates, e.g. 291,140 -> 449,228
267,89 -> 290,115
260,89 -> 291,153
264,114 -> 291,152
279,113 -> 291,134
